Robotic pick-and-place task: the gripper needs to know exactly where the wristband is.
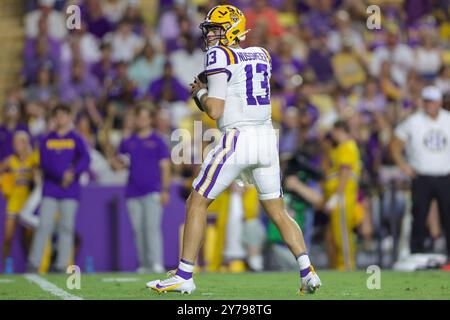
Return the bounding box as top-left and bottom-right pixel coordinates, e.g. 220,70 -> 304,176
196,88 -> 208,101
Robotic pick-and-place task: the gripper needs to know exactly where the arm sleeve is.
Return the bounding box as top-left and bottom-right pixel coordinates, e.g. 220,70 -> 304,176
204,47 -> 230,101
157,137 -> 170,161
118,139 -> 131,166
207,72 -> 227,100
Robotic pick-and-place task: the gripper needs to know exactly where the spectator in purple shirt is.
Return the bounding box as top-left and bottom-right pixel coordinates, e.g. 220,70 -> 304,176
147,62 -> 190,103
23,30 -> 61,85
106,62 -> 139,115
303,0 -> 335,34
81,0 -> 114,39
106,61 -> 139,106
28,104 -> 90,273
307,31 -> 334,83
111,106 -> 171,273
271,37 -> 305,89
404,0 -> 432,26
60,60 -> 102,104
91,42 -> 117,87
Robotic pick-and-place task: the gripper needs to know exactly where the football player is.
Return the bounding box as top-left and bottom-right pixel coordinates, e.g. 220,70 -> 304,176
146,4 -> 321,295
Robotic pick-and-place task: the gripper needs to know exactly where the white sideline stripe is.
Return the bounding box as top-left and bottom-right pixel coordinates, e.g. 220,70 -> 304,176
0,279 -> 15,283
24,274 -> 83,300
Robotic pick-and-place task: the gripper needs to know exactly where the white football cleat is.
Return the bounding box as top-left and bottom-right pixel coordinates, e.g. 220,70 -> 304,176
146,270 -> 196,294
299,266 -> 321,295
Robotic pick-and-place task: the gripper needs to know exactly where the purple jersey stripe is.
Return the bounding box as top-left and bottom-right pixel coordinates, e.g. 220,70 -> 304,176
205,68 -> 232,81
228,47 -> 238,64
194,148 -> 222,193
194,132 -> 228,192
205,67 -> 226,74
224,69 -> 232,81
261,48 -> 271,62
203,131 -> 239,197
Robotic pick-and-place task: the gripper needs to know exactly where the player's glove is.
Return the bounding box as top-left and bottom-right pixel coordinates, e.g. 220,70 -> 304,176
193,71 -> 208,112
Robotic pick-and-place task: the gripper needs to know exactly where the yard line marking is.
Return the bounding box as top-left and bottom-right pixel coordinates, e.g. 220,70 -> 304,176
101,277 -> 139,282
24,274 -> 83,300
0,279 -> 15,284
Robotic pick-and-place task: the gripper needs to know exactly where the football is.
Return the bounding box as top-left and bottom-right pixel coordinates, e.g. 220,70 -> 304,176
193,71 -> 208,112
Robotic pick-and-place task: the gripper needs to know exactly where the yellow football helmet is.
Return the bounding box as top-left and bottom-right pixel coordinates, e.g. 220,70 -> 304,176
200,5 -> 249,50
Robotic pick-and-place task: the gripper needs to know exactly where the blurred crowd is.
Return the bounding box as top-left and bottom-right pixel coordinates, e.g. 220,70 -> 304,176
1,0 -> 450,273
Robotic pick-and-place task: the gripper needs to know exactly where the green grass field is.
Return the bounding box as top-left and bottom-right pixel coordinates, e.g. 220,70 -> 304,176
0,271 -> 449,300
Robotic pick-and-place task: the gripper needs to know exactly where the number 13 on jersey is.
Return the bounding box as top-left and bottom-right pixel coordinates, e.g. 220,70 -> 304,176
245,63 -> 270,106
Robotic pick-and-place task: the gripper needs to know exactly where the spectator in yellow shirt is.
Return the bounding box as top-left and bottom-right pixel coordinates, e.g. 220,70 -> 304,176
331,38 -> 367,90
323,120 -> 362,270
1,131 -> 39,271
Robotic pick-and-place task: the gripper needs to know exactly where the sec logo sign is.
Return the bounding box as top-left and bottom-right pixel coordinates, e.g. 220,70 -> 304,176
423,129 -> 448,152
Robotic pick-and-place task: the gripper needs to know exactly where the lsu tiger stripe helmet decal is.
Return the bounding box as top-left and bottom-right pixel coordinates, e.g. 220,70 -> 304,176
200,5 -> 250,51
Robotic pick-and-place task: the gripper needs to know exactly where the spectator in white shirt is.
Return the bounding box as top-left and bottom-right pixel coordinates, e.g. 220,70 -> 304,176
101,0 -> 128,24
391,86 -> 450,260
370,28 -> 414,88
169,34 -> 203,89
25,0 -> 68,40
61,23 -> 102,66
414,31 -> 442,81
108,19 -> 144,63
327,10 -> 365,54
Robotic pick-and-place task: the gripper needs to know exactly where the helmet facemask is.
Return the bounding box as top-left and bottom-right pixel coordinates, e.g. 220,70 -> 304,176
200,22 -> 230,51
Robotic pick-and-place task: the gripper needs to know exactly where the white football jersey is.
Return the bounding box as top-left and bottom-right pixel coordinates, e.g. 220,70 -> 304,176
204,45 -> 272,130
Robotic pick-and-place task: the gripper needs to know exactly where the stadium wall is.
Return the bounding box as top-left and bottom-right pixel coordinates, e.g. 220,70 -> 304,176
0,183 -> 186,273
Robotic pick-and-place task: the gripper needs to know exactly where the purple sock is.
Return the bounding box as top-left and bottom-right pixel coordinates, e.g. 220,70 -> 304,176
176,259 -> 194,280
297,253 -> 311,277
300,267 -> 311,278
